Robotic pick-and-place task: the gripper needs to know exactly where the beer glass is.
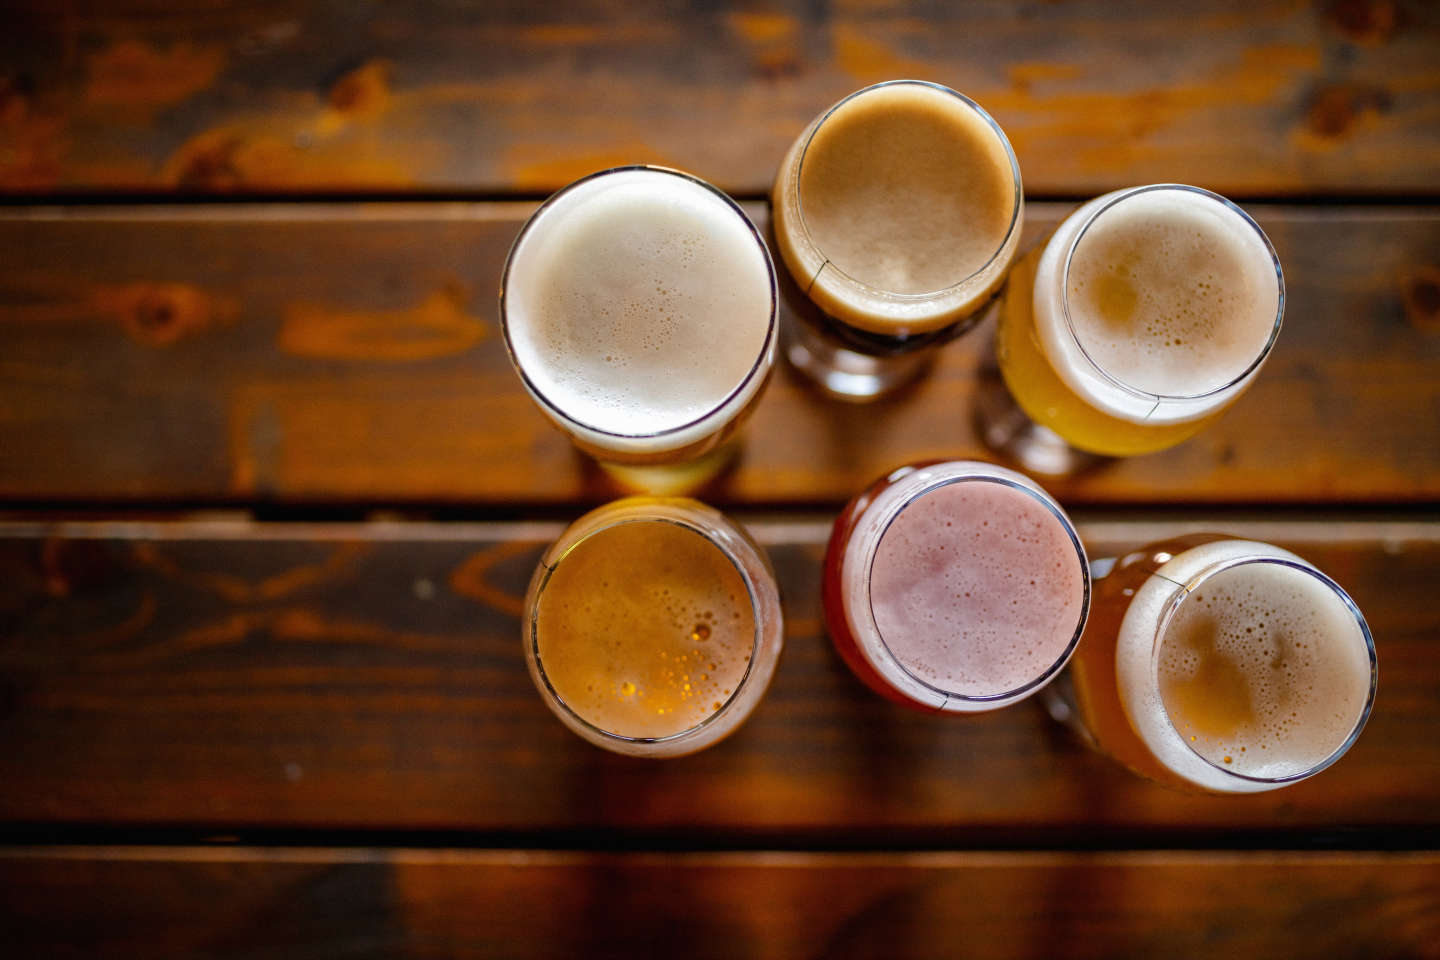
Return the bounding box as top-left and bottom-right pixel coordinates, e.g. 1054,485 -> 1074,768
1054,534 -> 1376,793
500,166 -> 777,488
772,80 -> 1023,400
984,184 -> 1284,473
523,497 -> 784,757
823,460 -> 1089,712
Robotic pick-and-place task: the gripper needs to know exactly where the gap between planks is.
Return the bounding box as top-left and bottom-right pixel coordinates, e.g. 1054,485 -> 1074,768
0,517 -> 1435,547
1,203 -> 1438,224
0,846 -> 1435,869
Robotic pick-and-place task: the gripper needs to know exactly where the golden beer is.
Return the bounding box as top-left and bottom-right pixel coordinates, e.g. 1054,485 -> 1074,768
524,498 -> 783,757
1068,535 -> 1375,794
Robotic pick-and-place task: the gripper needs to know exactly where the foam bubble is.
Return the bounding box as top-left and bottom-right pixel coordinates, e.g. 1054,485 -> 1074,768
505,170 -> 773,438
1065,189 -> 1278,397
867,479 -> 1085,697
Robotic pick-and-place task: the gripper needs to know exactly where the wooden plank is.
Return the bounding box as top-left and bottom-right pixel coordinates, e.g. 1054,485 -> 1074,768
0,518 -> 1435,834
2,1 -> 1438,197
1,203 -> 1436,505
0,848 -> 1435,959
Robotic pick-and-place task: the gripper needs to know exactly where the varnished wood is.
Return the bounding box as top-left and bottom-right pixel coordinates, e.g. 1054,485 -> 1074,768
0,518 -> 1434,833
2,1 -> 1438,197
1,203 -> 1436,505
3,5 -> 1436,953
1,847 -> 1436,959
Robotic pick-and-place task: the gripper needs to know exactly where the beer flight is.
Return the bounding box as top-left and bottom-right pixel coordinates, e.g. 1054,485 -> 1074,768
498,79 -> 1376,793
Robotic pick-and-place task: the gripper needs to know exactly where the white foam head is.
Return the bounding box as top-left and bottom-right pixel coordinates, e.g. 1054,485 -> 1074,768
1032,185 -> 1283,425
1115,540 -> 1375,792
502,167 -> 776,454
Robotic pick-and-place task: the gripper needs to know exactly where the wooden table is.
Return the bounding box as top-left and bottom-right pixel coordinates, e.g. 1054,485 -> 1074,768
2,2 -> 1437,957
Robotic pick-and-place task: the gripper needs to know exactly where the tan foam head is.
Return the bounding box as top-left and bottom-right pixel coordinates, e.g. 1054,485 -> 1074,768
1157,559 -> 1372,779
1064,188 -> 1280,398
504,168 -> 774,440
797,82 -> 1017,296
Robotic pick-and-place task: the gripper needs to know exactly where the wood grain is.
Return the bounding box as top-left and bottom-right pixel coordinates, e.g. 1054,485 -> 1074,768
2,1 -> 1438,197
0,848 -> 1435,960
1,203 -> 1436,506
0,518 -> 1435,835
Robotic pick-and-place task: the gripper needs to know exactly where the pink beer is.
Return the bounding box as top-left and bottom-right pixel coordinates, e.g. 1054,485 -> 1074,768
823,461 -> 1089,711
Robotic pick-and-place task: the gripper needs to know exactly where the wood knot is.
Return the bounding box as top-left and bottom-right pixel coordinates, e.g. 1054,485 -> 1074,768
0,72 -> 35,118
93,283 -> 237,346
0,71 -> 65,188
755,48 -> 803,81
727,12 -> 803,81
172,132 -> 246,189
1401,266 -> 1440,333
1324,0 -> 1399,45
1302,83 -> 1389,141
328,60 -> 391,116
84,39 -> 226,111
40,539 -> 116,597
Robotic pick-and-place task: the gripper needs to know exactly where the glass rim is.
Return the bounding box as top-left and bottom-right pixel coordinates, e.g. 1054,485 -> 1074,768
1149,554 -> 1378,785
498,164 -> 778,441
792,79 -> 1024,302
1059,183 -> 1286,403
528,514 -> 763,746
863,472 -> 1091,704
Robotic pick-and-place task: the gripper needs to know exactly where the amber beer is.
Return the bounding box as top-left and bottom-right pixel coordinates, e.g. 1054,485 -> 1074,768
771,80 -> 1022,398
500,166 -> 777,467
523,498 -> 784,757
1068,535 -> 1376,793
996,185 -> 1283,456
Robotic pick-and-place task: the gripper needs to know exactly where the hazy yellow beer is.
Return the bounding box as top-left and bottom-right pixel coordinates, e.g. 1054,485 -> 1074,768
997,185 -> 1284,456
524,498 -> 783,757
1068,535 -> 1375,793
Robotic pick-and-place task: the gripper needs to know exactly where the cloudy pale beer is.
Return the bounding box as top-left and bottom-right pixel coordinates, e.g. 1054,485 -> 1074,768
996,185 -> 1283,456
772,80 -> 1022,398
824,461 -> 1089,712
524,498 -> 783,757
1068,535 -> 1375,793
501,166 -> 777,465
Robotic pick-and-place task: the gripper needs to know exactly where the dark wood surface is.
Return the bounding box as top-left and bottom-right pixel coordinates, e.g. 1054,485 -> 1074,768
2,848 -> 1436,960
1,518 -> 1434,835
2,1 -> 1438,197
2,203 -> 1436,506
4,2 -> 1440,956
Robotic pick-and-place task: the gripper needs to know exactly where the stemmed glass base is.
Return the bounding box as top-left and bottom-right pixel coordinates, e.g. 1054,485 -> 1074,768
1038,669 -> 1097,749
973,345 -> 1108,477
782,307 -> 936,401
